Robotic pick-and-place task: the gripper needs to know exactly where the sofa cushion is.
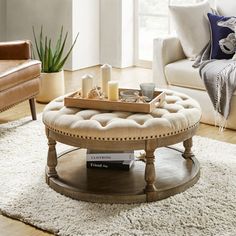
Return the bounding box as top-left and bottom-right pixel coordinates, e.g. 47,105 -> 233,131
0,78 -> 39,111
0,60 -> 41,92
165,59 -> 236,95
216,0 -> 236,16
208,13 -> 236,59
169,1 -> 211,59
165,60 -> 205,90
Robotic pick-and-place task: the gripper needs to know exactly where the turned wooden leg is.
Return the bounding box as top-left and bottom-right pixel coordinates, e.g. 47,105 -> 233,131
145,140 -> 157,202
47,137 -> 58,182
29,98 -> 37,120
182,137 -> 194,159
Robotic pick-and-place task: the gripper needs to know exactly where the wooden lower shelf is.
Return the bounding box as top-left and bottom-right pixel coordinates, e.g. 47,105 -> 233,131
46,147 -> 200,204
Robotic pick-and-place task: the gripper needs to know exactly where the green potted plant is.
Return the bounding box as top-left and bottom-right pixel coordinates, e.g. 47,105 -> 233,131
33,26 -> 79,103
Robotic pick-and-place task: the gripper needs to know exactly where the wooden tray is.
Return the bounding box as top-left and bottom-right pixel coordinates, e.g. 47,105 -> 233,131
64,88 -> 165,113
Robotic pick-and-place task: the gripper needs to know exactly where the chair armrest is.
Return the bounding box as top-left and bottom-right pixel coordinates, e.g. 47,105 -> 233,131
0,40 -> 32,60
153,36 -> 186,87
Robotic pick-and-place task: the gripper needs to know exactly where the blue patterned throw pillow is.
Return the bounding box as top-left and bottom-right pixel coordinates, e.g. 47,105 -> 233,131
208,13 -> 236,59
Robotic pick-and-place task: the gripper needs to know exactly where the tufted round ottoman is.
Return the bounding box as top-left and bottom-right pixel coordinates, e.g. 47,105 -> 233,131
43,90 -> 202,203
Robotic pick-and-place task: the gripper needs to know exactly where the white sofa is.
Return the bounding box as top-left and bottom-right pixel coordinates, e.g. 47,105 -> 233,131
153,0 -> 236,130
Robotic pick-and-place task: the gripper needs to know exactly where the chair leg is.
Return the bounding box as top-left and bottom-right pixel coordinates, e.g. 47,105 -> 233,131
29,98 -> 37,120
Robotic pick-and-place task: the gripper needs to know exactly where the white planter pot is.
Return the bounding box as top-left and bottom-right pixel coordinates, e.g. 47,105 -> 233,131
37,70 -> 65,103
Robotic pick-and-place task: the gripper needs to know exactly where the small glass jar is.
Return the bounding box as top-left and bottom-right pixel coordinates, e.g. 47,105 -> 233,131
140,83 -> 156,102
120,90 -> 139,102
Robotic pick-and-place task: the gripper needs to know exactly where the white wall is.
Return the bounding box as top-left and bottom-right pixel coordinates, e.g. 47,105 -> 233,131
0,0 -> 6,41
6,0 -> 73,69
100,0 -> 134,68
100,0 -> 122,67
5,0 -> 100,71
72,0 -> 100,70
2,0 -> 132,70
121,0 -> 134,68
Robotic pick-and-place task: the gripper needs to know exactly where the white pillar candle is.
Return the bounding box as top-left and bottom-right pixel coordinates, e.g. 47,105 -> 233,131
108,81 -> 119,101
101,64 -> 112,97
82,74 -> 93,98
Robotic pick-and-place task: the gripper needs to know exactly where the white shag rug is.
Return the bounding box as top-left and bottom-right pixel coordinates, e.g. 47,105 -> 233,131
0,116 -> 236,236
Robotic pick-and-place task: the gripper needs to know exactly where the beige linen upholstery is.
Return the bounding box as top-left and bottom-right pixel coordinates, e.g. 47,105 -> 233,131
153,36 -> 186,87
165,60 -> 236,95
165,59 -> 205,91
43,90 -> 201,141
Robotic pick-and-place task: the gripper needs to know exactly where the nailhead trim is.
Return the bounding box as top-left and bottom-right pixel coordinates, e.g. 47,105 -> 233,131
44,121 -> 199,141
0,94 -> 38,112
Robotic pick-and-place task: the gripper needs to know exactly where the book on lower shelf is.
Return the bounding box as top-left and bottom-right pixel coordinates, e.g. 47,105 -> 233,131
86,150 -> 135,162
86,150 -> 135,170
87,160 -> 134,171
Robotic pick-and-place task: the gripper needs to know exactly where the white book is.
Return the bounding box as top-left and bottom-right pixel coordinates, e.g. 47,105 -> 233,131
86,150 -> 135,162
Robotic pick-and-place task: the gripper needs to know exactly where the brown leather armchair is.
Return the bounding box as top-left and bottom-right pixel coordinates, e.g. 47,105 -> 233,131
0,41 -> 41,120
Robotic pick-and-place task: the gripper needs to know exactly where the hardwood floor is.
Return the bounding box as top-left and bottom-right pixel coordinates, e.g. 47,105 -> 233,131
0,66 -> 235,236
0,215 -> 51,236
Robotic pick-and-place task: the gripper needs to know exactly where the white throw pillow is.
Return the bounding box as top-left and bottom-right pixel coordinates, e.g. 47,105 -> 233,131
216,0 -> 236,16
169,1 -> 212,59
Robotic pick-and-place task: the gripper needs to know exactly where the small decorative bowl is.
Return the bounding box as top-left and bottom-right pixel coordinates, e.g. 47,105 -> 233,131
120,90 -> 139,102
